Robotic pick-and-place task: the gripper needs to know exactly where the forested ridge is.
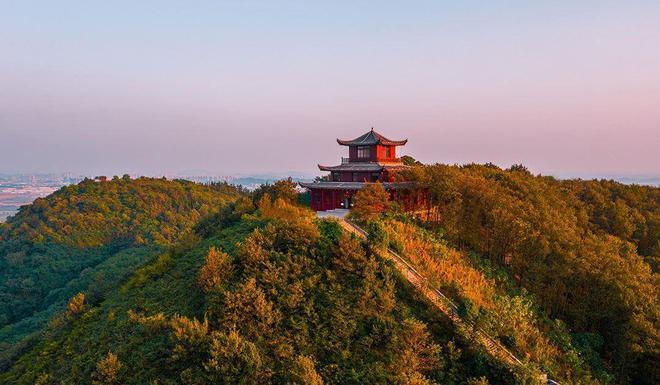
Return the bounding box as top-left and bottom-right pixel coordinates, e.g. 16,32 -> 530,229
1,187 -> 514,385
397,163 -> 658,384
0,169 -> 657,385
1,176 -> 241,248
0,177 -> 241,369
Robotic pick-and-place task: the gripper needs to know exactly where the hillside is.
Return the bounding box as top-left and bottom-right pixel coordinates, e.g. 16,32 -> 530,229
1,197 -> 516,385
0,177 -> 241,367
400,163 -> 659,385
0,170 -> 656,384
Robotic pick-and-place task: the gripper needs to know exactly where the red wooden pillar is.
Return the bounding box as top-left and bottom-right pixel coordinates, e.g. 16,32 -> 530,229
320,189 -> 325,211
331,189 -> 337,209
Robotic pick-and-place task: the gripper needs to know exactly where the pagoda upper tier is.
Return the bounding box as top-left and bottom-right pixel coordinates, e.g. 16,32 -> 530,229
326,128 -> 408,167
337,128 -> 408,146
313,128 -> 409,183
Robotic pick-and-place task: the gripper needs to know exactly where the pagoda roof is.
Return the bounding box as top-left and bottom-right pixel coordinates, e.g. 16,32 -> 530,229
299,181 -> 416,190
337,128 -> 408,146
318,162 -> 409,172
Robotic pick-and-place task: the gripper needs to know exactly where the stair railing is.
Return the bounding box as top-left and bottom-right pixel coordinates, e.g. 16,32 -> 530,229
342,219 -> 559,385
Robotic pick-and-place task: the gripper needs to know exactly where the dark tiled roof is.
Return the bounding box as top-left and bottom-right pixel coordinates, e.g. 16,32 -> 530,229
337,128 -> 408,146
299,181 -> 416,190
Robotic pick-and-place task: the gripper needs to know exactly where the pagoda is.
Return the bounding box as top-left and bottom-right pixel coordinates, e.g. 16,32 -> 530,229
300,128 -> 418,211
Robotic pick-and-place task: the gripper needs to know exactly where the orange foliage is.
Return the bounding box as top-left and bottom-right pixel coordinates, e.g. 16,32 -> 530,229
386,220 -> 495,310
67,292 -> 86,315
383,219 -> 566,375
351,182 -> 391,221
198,246 -> 233,292
259,195 -> 316,223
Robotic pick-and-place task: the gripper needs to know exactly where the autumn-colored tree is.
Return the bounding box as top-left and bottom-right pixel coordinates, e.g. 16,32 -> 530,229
67,292 -> 86,316
234,195 -> 256,216
198,246 -> 233,292
332,233 -> 368,273
236,227 -> 274,275
257,196 -> 320,254
272,178 -> 299,204
467,377 -> 489,385
398,372 -> 437,385
0,177 -> 242,352
91,351 -> 123,385
205,329 -> 268,384
222,278 -> 280,339
259,195 -> 316,225
391,318 -> 441,377
170,315 -> 209,363
34,373 -> 54,385
351,182 -> 391,221
127,310 -> 169,331
289,355 -> 323,385
5,170 -> 647,385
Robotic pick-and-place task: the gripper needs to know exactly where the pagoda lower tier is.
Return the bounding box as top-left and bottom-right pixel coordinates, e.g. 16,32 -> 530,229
299,181 -> 423,211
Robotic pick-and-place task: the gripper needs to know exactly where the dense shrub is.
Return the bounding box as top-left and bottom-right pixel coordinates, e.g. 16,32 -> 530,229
0,177 -> 240,363
1,201 -> 514,385
404,163 -> 659,384
366,220 -> 389,251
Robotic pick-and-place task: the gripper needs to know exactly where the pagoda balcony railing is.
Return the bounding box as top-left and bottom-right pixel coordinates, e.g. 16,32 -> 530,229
342,157 -> 403,164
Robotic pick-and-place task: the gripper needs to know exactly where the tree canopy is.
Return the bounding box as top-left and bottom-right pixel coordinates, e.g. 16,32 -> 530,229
1,185 -> 511,385
0,177 -> 241,367
400,163 -> 659,384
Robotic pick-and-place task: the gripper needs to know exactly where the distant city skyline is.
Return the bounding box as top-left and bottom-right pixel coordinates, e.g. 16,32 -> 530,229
1,1 -> 659,177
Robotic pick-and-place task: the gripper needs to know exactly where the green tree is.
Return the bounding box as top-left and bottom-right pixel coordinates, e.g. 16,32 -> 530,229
366,220 -> 389,251
205,329 -> 268,384
351,182 -> 391,221
400,155 -> 422,166
253,178 -> 299,205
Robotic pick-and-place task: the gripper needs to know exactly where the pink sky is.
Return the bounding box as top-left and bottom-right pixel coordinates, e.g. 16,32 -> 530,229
1,1 -> 659,177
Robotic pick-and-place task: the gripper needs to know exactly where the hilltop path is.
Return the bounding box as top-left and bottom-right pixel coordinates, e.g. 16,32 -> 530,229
325,213 -> 558,385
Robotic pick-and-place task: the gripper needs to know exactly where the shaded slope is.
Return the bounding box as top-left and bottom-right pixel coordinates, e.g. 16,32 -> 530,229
0,177 -> 241,361
1,200 -> 512,385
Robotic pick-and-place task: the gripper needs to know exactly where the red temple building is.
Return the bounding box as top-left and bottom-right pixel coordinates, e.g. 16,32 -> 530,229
300,128 -> 420,211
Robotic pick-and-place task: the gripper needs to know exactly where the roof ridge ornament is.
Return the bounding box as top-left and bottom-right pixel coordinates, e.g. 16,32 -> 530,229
337,128 -> 407,146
